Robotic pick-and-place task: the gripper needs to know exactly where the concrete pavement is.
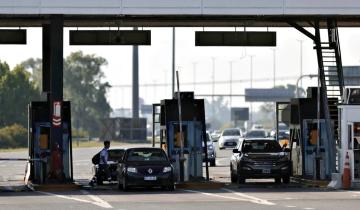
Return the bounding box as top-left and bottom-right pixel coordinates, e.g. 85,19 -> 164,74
1,142 -> 360,210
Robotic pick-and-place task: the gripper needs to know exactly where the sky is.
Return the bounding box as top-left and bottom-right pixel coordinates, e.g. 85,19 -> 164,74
1,27 -> 360,111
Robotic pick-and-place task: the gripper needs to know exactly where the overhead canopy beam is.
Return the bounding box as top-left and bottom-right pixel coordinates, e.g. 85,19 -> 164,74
287,21 -> 315,41
2,15 -> 360,27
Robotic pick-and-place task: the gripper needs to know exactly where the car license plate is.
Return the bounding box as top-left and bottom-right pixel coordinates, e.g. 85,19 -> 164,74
144,176 -> 157,181
262,169 -> 271,174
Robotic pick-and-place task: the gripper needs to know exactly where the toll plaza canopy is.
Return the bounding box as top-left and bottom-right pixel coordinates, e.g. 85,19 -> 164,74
0,0 -> 360,27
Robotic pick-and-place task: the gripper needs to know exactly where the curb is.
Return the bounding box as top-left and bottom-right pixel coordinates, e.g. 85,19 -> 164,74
29,183 -> 81,192
291,177 -> 330,188
175,181 -> 225,189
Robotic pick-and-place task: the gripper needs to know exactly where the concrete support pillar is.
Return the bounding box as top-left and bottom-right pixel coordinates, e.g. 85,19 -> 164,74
46,15 -> 64,182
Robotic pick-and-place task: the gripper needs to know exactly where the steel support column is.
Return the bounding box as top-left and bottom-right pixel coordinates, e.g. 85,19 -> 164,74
132,28 -> 139,119
48,15 -> 64,182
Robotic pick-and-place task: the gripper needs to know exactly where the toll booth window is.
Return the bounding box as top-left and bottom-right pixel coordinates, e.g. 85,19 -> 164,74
349,125 -> 353,150
39,127 -> 50,150
354,123 -> 360,149
174,125 -> 188,148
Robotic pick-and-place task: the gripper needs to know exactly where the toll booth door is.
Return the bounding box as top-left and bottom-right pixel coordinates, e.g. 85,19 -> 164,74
352,122 -> 360,180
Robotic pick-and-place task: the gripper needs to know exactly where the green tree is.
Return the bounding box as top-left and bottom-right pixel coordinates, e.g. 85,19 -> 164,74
0,61 -> 41,127
22,51 -> 112,137
64,51 -> 111,136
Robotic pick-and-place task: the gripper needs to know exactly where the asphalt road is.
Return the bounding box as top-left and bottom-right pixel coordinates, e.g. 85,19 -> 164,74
1,142 -> 360,210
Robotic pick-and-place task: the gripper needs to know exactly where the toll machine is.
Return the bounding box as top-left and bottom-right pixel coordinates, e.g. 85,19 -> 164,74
288,87 -> 335,180
338,88 -> 360,188
28,101 -> 73,184
154,92 -> 208,182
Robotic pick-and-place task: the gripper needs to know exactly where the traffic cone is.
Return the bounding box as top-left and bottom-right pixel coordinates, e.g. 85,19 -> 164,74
342,152 -> 351,189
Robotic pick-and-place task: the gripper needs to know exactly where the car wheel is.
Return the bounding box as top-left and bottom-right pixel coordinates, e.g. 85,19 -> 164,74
282,176 -> 290,184
116,176 -> 122,190
231,173 -> 238,183
96,177 -> 103,185
275,178 -> 282,184
210,160 -> 216,167
237,176 -> 245,184
167,184 -> 175,191
219,147 -> 224,150
122,177 -> 128,191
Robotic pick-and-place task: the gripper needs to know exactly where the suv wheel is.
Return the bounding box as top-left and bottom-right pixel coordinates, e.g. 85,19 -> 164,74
210,159 -> 216,167
282,176 -> 290,184
275,178 -> 282,184
122,177 -> 128,191
237,176 -> 245,184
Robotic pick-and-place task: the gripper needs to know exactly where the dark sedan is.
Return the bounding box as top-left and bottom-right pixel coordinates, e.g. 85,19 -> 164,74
230,138 -> 291,184
116,147 -> 175,191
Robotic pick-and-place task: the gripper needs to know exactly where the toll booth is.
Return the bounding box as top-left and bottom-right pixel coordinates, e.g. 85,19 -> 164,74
28,101 -> 73,184
289,87 -> 334,180
154,92 -> 207,182
338,88 -> 360,188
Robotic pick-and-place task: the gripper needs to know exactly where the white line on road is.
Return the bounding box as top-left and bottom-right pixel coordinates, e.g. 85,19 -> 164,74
183,189 -> 248,202
222,188 -> 276,205
303,208 -> 315,210
37,191 -> 113,209
285,206 -> 296,208
183,188 -> 275,206
80,190 -> 113,209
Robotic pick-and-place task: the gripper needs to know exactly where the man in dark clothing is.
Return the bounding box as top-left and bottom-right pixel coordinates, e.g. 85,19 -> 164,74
99,141 -> 111,182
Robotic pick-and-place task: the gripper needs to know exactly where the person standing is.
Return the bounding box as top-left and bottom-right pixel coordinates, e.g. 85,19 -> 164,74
99,140 -> 111,181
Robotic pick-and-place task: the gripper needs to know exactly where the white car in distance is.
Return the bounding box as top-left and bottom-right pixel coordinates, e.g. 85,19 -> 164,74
218,128 -> 242,150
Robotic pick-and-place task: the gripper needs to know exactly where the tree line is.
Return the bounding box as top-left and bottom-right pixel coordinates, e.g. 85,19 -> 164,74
0,51 -> 111,148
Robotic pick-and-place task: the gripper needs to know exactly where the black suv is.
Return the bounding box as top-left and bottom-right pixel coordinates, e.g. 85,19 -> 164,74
230,138 -> 291,184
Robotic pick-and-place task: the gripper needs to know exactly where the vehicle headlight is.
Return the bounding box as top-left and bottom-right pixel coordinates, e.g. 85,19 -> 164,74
163,166 -> 172,173
208,145 -> 214,150
127,167 -> 137,173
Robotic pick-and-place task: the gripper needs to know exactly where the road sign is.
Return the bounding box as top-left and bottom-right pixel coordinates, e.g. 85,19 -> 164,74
231,107 -> 249,121
245,88 -> 295,102
52,101 -> 61,127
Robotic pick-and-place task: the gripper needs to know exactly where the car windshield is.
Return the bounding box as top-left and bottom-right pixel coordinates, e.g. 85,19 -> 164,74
126,149 -> 168,162
223,129 -> 240,136
242,140 -> 282,153
108,149 -> 124,161
246,130 -> 266,138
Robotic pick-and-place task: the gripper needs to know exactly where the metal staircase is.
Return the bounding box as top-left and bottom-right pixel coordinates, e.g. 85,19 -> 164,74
315,20 -> 344,144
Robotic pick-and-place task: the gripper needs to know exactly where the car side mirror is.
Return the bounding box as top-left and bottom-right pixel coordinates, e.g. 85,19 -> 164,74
233,149 -> 240,153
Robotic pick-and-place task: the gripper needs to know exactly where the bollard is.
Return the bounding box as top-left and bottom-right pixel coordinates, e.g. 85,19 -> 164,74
342,152 -> 351,189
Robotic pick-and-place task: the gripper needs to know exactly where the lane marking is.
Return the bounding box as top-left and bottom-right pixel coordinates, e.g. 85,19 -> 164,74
183,189 -> 275,206
222,188 -> 276,205
286,206 -> 297,208
183,189 -> 247,202
303,208 -> 315,210
38,191 -> 94,204
80,190 -> 113,209
37,191 -> 113,209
